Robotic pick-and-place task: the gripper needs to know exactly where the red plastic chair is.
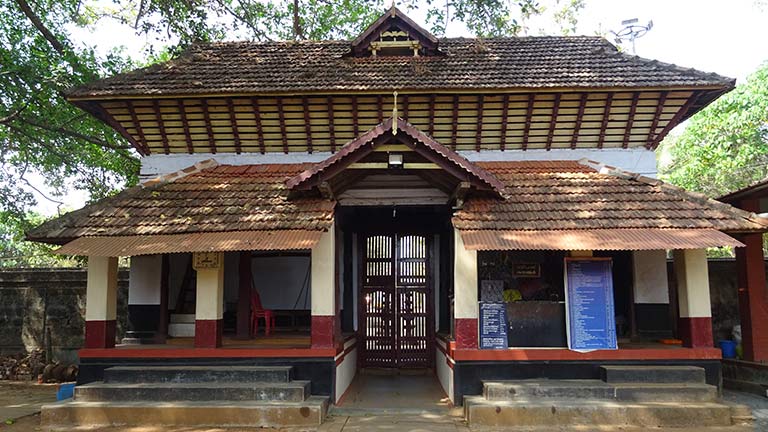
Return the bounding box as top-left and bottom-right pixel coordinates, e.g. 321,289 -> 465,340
250,288 -> 275,336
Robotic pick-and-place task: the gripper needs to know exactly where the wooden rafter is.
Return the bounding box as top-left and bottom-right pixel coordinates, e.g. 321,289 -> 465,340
200,99 -> 217,153
125,100 -> 149,155
428,94 -> 435,136
476,95 -> 484,152
597,93 -> 614,150
646,91 -> 668,149
451,94 -> 459,150
250,97 -> 265,154
176,99 -> 194,154
303,96 -> 313,154
226,98 -> 242,154
500,94 -> 509,151
402,94 -> 409,118
570,93 -> 588,149
151,100 -> 170,154
352,96 -> 359,136
650,92 -> 702,149
545,93 -> 561,151
328,96 -> 337,152
622,92 -> 640,149
521,93 -> 535,151
376,95 -> 383,123
277,96 -> 288,153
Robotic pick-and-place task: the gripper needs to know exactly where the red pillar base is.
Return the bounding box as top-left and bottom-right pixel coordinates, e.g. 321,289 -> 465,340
311,315 -> 335,349
84,320 -> 116,349
194,319 -> 223,348
455,318 -> 478,349
678,317 -> 714,348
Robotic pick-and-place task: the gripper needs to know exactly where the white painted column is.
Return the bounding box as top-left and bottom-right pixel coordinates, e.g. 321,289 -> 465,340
126,255 -> 162,342
193,252 -> 225,348
672,249 -> 713,348
85,256 -> 119,348
454,228 -> 478,349
311,223 -> 336,348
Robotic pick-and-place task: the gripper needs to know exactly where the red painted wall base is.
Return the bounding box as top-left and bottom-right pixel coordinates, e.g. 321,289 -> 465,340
455,318 -> 478,349
84,320 -> 116,349
195,319 -> 223,348
678,317 -> 714,348
311,315 -> 335,348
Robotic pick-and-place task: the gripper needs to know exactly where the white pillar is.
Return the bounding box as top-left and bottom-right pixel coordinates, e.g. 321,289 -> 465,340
672,249 -> 713,348
193,252 -> 224,348
454,228 -> 478,349
311,223 -> 336,348
85,256 -> 119,348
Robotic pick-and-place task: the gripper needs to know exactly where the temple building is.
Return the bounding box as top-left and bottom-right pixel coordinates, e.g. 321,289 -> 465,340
28,7 -> 767,429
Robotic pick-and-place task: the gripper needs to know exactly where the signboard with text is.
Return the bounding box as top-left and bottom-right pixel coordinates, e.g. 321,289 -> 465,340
564,258 -> 617,351
479,302 -> 509,349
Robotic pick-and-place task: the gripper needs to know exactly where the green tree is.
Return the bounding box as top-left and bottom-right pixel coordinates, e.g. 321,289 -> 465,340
659,62 -> 768,197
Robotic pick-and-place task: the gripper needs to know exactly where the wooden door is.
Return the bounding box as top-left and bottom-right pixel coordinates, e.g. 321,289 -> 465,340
360,233 -> 433,368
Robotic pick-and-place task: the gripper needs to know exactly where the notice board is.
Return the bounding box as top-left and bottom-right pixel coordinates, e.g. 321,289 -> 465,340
479,302 -> 509,349
564,258 -> 618,351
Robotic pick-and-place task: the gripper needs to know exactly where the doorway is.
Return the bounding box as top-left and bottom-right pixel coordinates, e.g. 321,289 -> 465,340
358,233 -> 434,368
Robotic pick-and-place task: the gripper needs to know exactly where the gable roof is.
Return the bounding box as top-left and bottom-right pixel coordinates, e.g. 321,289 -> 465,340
285,116 -> 505,193
65,37 -> 733,99
351,6 -> 440,56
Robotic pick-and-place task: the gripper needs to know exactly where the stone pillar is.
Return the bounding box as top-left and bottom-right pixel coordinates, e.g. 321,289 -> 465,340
736,232 -> 768,362
125,255 -> 162,344
454,228 -> 478,349
193,252 -> 225,348
672,249 -> 714,348
632,250 -> 671,337
85,256 -> 119,349
311,224 -> 336,349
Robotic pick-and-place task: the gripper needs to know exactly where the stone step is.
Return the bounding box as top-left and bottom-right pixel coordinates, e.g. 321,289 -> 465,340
103,366 -> 294,384
74,381 -> 311,402
464,396 -> 750,428
41,396 -> 328,429
600,365 -> 706,384
483,379 -> 717,402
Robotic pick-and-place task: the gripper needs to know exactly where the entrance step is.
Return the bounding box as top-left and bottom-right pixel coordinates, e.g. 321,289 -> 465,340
483,379 -> 717,403
41,397 -> 328,429
600,365 -> 706,384
464,396 -> 751,428
103,365 -> 293,384
74,381 -> 311,402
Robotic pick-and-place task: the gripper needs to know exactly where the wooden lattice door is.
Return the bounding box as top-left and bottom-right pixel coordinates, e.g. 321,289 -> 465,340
360,233 -> 433,368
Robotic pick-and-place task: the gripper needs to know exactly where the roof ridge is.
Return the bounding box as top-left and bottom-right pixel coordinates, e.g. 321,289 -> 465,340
577,158 -> 768,229
142,158 -> 219,187
602,47 -> 736,86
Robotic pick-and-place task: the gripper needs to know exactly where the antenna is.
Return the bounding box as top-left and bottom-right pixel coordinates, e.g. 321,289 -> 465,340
610,18 -> 653,54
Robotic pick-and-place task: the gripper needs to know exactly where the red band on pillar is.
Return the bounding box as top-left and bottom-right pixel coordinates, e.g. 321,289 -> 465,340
85,320 -> 116,349
455,318 -> 478,349
678,317 -> 713,348
311,315 -> 335,348
195,319 -> 223,348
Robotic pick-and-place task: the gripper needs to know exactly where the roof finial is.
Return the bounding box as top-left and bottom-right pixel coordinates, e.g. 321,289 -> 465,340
390,0 -> 397,16
392,91 -> 398,135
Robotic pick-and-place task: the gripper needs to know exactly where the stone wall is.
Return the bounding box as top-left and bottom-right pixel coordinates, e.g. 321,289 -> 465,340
0,268 -> 128,363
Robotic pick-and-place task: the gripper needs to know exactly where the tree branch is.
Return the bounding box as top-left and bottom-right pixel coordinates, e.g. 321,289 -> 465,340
15,0 -> 85,72
17,116 -> 134,152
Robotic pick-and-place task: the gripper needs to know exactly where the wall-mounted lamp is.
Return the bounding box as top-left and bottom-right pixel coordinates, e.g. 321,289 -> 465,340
388,153 -> 403,169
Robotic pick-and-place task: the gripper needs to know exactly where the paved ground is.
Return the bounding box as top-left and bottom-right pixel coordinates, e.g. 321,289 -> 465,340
0,381 -> 57,429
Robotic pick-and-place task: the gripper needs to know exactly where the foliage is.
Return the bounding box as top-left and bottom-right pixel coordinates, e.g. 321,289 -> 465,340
660,62 -> 768,197
0,211 -> 80,267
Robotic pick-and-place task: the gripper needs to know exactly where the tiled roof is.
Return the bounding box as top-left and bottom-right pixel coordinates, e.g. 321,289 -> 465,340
454,160 -> 767,232
26,162 -> 335,244
66,37 -> 733,98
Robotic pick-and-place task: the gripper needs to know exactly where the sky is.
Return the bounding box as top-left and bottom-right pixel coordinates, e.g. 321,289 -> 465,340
31,0 -> 768,215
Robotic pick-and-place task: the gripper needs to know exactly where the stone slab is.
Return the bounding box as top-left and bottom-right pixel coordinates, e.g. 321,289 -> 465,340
103,365 -> 293,384
74,380 -> 310,402
600,365 -> 706,384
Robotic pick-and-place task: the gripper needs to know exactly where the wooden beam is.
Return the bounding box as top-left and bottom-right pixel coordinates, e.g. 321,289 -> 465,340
451,181 -> 471,209
226,98 -> 242,154
319,181 -> 335,200
546,93 -> 561,151
451,95 -> 459,150
402,94 -> 409,119
125,100 -> 150,155
646,91 -> 668,149
500,94 -> 509,151
570,93 -> 588,150
352,95 -> 359,137
276,96 -> 288,153
521,94 -> 535,151
328,96 -> 337,152
250,97 -> 265,154
200,99 -> 216,154
476,95 -> 484,152
428,94 -> 436,136
347,162 -> 441,170
376,95 -> 383,123
622,92 -> 640,149
597,93 -> 614,150
302,96 -> 313,154
151,100 -> 170,155
176,99 -> 194,154
650,92 -> 702,149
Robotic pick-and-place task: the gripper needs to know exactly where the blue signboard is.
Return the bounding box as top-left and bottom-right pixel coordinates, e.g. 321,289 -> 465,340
479,302 -> 509,349
564,258 -> 618,351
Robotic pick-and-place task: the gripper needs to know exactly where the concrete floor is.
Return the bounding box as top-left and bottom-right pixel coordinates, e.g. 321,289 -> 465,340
0,381 -> 57,426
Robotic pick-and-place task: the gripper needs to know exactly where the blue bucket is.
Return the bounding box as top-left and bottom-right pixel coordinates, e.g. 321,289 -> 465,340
56,383 -> 76,401
719,340 -> 737,359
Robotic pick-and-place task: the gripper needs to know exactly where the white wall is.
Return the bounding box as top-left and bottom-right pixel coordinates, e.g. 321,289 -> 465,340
435,338 -> 454,404
334,338 -> 358,403
632,250 -> 670,304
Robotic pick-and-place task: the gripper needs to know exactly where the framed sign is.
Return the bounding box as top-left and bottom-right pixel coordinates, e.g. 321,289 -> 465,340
480,280 -> 504,302
193,252 -> 222,270
564,257 -> 617,351
512,262 -> 540,278
479,302 -> 509,349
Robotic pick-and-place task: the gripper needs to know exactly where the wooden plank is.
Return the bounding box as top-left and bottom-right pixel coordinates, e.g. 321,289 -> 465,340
377,95 -> 383,123
597,93 -> 613,150
352,95 -> 359,137
226,98 -> 242,154
500,94 -> 509,151
522,94 -> 535,151
570,93 -> 588,149
402,94 -> 409,119
250,97 -> 266,154
546,93 -> 561,150
151,100 -> 170,154
328,96 -> 337,152
302,96 -> 313,154
451,95 -> 459,150
200,99 -> 217,153
277,96 -> 288,153
622,92 -> 640,149
428,94 -> 435,136
646,91 -> 668,148
476,94 -> 484,152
